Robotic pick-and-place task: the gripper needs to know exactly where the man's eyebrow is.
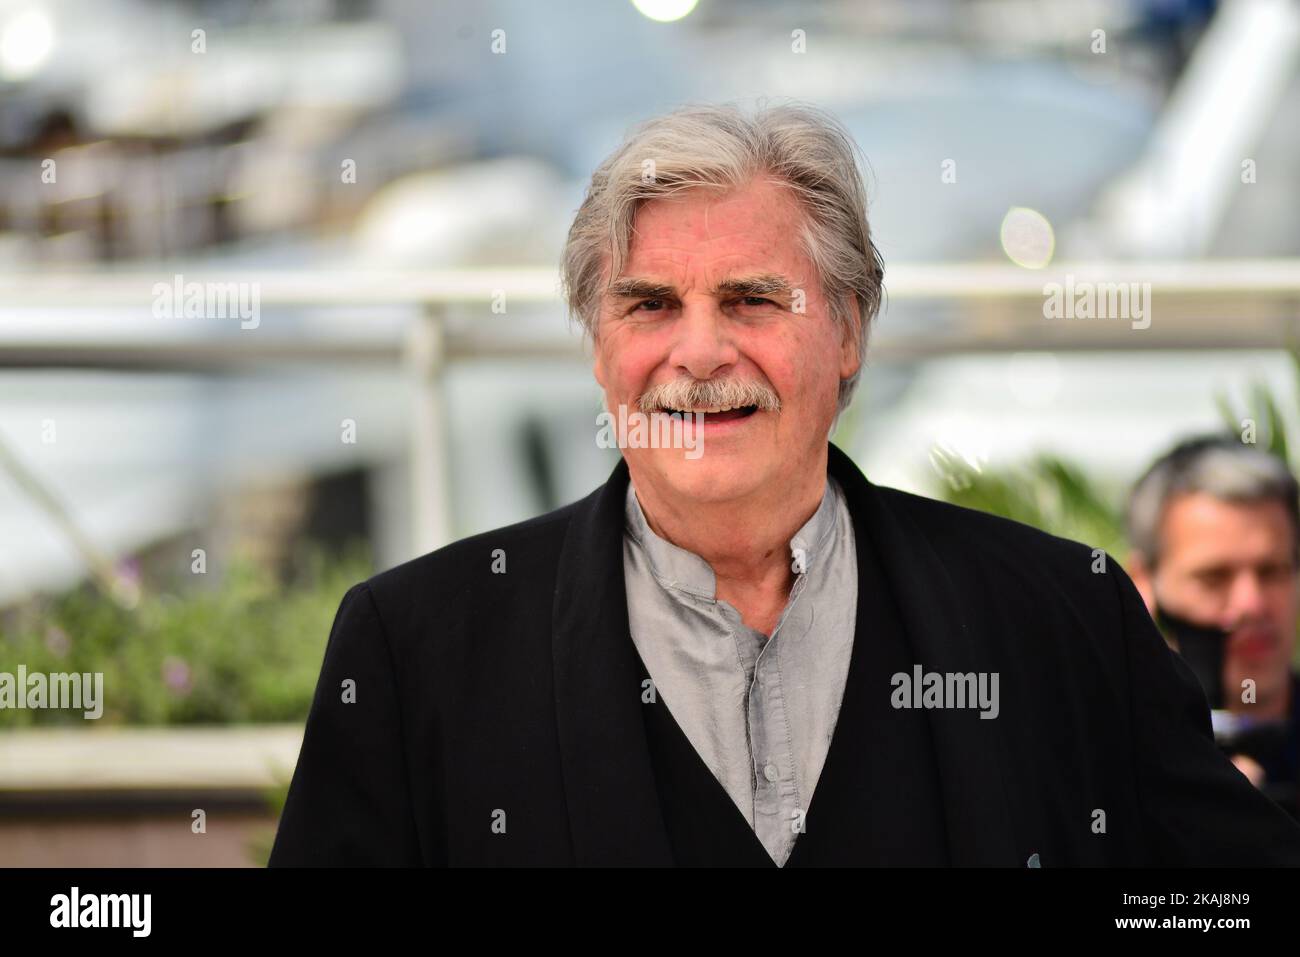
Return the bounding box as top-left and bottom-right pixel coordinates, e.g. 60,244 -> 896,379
606,278 -> 676,301
714,274 -> 793,297
605,274 -> 794,300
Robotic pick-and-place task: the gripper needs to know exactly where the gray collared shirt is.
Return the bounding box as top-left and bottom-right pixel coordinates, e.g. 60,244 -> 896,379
622,475 -> 858,866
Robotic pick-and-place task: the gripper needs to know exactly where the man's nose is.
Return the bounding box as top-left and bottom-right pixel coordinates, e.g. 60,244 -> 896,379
667,300 -> 740,381
1226,571 -> 1268,623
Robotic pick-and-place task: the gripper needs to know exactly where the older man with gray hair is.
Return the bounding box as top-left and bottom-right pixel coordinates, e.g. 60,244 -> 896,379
270,102 -> 1300,867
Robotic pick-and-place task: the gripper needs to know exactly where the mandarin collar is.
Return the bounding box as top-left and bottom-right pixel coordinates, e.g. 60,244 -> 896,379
622,475 -> 842,601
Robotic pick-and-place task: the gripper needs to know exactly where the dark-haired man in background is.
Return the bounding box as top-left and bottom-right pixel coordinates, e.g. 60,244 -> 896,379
1127,434 -> 1300,817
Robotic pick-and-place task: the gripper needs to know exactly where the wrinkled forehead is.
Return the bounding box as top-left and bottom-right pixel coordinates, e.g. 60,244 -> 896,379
600,185 -> 815,295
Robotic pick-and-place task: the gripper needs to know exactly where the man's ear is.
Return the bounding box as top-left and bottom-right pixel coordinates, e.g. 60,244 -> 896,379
592,335 -> 606,389
838,298 -> 863,381
1126,552 -> 1158,617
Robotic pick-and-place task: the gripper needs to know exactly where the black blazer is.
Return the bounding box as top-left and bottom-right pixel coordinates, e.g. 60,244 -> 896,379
269,442 -> 1300,866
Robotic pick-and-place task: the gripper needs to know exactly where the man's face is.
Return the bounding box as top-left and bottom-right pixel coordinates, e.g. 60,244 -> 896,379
591,176 -> 859,504
1134,493 -> 1298,705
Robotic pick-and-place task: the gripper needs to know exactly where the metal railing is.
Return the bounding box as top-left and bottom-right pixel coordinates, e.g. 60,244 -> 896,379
3,260 -> 1300,553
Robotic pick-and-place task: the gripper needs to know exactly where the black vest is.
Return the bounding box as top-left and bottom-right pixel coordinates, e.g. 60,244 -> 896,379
633,518 -> 951,866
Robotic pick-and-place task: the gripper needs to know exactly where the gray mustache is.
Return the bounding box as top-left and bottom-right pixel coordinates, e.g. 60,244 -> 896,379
637,378 -> 781,414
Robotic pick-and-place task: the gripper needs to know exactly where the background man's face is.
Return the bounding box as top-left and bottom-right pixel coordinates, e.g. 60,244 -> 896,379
1134,493 -> 1298,706
592,176 -> 859,503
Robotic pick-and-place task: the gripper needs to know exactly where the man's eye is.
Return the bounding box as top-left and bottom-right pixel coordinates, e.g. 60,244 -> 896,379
1260,563 -> 1296,583
737,296 -> 776,308
633,299 -> 666,312
1195,570 -> 1231,589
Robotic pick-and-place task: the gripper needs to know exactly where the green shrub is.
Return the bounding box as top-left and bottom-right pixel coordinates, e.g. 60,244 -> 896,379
0,543 -> 372,727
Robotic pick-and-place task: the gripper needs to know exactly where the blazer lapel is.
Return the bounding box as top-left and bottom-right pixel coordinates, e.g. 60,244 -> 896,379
829,442 -> 1021,865
551,455 -> 674,866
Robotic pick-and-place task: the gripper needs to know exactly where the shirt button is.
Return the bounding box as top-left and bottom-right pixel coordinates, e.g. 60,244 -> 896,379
763,763 -> 779,782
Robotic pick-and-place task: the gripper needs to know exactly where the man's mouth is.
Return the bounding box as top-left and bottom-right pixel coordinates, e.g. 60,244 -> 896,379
661,404 -> 760,422
1230,629 -> 1276,659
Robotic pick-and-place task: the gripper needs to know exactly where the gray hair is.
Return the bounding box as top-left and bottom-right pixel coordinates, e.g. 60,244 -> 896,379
1126,434 -> 1300,567
561,100 -> 885,413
